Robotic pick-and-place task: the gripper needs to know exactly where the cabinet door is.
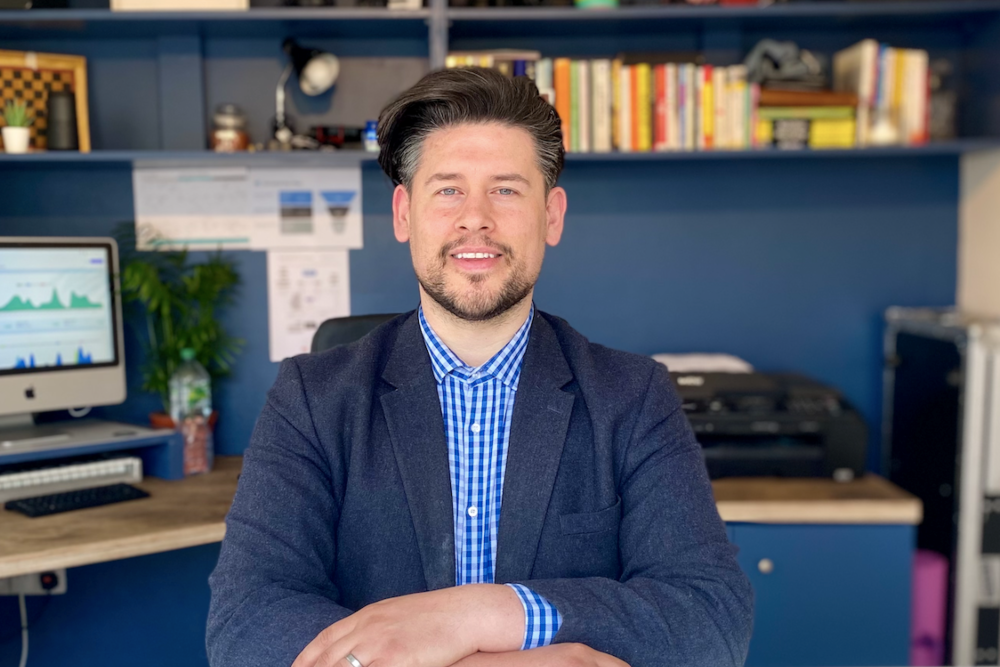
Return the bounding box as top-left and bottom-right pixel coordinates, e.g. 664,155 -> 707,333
731,523 -> 914,667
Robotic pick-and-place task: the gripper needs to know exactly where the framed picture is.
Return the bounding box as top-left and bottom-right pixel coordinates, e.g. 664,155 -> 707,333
0,49 -> 90,153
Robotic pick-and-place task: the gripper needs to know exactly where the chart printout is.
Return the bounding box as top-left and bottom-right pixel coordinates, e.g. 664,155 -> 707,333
0,247 -> 116,372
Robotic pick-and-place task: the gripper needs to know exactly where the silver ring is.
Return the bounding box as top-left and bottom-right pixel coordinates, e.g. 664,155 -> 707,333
344,653 -> 364,667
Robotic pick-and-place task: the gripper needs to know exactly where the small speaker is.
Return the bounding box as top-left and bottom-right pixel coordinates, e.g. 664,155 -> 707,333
45,91 -> 78,151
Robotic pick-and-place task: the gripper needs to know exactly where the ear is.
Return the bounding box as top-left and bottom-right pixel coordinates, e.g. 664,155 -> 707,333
392,184 -> 411,243
544,186 -> 567,247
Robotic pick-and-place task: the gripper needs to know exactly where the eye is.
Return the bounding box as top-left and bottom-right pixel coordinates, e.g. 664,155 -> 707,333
497,188 -> 516,195
439,187 -> 459,196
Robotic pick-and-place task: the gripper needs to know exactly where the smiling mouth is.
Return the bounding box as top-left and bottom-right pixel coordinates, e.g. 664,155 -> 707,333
452,252 -> 500,259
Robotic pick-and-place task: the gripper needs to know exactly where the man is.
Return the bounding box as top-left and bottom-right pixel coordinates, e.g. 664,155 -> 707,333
207,67 -> 753,667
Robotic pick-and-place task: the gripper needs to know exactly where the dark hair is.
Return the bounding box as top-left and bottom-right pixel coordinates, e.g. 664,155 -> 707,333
376,67 -> 565,192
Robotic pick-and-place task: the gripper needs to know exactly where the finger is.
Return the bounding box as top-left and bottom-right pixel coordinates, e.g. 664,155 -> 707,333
292,618 -> 357,667
313,643 -> 369,667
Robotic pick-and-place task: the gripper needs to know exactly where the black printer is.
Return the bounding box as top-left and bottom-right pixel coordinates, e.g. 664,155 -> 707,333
668,371 -> 867,480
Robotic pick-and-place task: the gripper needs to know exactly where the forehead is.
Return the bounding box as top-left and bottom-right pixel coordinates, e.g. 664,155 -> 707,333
415,122 -> 542,180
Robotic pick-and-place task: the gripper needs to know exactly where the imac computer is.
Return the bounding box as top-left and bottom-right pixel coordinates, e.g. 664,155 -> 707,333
0,237 -> 154,452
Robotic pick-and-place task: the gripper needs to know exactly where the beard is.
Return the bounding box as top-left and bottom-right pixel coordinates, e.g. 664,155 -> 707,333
416,237 -> 537,322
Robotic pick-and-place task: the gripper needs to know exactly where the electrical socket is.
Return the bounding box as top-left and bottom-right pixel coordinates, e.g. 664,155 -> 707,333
0,570 -> 66,596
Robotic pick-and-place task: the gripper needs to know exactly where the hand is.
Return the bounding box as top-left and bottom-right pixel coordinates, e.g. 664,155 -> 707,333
450,644 -> 631,667
292,584 -> 524,667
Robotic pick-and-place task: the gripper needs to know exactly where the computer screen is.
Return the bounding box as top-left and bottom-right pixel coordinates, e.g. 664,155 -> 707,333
0,238 -> 126,417
0,243 -> 118,373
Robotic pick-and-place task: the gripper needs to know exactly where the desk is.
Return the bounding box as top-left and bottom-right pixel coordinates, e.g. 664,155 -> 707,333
0,456 -> 240,579
0,457 -> 919,579
0,458 -> 919,667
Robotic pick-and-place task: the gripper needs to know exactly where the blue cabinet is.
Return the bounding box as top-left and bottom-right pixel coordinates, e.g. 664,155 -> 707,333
730,523 -> 914,667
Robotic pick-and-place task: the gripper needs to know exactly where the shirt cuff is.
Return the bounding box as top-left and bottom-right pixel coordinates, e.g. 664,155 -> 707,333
505,583 -> 563,650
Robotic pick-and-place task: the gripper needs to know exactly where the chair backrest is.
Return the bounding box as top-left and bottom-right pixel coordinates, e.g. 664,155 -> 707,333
310,313 -> 400,353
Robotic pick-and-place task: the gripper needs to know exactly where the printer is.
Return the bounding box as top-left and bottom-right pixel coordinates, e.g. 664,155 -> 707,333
668,371 -> 867,480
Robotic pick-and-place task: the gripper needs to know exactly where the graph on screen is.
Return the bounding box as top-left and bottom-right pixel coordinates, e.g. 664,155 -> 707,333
0,247 -> 116,372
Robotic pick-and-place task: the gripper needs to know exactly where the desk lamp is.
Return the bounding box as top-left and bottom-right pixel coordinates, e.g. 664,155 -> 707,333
274,38 -> 340,147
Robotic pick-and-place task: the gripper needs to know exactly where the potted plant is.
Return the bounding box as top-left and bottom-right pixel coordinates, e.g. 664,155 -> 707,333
2,100 -> 33,154
114,223 -> 244,428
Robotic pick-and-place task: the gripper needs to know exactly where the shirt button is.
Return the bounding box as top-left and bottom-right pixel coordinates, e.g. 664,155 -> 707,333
468,506 -> 478,518
471,423 -> 481,433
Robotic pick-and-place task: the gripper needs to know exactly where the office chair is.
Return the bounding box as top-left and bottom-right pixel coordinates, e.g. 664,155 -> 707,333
310,313 -> 399,353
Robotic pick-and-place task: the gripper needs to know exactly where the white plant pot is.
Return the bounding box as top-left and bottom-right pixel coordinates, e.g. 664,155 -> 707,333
2,126 -> 30,154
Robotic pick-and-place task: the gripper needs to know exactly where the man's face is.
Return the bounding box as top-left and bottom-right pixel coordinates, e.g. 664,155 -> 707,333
392,122 -> 566,322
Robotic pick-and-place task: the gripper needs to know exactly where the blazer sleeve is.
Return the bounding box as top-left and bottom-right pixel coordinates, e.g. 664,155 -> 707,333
515,362 -> 754,667
206,357 -> 351,667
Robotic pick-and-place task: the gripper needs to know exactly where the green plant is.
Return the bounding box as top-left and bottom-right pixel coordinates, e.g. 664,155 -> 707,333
3,100 -> 33,128
114,222 -> 244,413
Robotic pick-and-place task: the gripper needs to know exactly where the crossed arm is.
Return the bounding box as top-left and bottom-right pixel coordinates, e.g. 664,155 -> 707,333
291,584 -> 627,667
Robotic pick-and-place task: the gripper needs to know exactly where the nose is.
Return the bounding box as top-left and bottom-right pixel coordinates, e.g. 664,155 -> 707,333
456,190 -> 495,235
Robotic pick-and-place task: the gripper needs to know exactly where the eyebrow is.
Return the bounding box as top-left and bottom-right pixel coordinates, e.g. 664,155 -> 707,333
424,173 -> 531,187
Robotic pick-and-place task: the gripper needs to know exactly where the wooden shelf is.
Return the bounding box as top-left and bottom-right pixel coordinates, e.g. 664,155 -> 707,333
564,140 -> 1000,161
0,7 -> 432,39
0,8 -> 431,21
0,149 -> 379,166
446,0 -> 1000,33
1,140 -> 996,166
448,0 -> 1000,21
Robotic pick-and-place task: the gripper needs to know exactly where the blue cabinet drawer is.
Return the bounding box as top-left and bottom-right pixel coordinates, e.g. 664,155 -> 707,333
730,523 -> 914,667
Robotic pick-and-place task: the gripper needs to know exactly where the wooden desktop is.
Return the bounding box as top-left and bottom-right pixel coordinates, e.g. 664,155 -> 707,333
0,456 -> 920,579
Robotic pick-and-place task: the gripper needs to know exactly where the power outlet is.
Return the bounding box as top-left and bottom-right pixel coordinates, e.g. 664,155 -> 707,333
0,570 -> 67,596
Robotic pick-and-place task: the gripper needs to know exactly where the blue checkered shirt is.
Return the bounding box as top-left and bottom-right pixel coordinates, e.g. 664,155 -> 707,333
418,305 -> 562,650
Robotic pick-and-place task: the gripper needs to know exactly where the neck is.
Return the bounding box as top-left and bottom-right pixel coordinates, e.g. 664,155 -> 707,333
418,289 -> 533,368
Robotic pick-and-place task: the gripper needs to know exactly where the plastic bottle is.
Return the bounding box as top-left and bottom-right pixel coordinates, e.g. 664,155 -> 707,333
169,348 -> 214,475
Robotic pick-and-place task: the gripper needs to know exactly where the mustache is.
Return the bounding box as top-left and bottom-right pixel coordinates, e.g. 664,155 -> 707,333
438,237 -> 513,262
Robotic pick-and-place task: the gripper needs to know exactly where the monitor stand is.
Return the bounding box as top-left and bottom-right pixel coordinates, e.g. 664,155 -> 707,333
0,413 -> 161,455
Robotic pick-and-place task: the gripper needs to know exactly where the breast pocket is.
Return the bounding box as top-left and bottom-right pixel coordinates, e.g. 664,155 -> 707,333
559,497 -> 622,535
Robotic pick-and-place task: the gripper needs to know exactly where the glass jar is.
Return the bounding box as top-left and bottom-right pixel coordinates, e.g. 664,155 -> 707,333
210,104 -> 250,153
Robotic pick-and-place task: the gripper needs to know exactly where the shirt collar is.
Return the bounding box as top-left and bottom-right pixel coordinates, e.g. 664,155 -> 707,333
418,303 -> 534,388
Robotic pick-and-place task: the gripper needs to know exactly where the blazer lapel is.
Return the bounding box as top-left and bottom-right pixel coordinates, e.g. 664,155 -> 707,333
380,313 -> 456,591
495,314 -> 575,583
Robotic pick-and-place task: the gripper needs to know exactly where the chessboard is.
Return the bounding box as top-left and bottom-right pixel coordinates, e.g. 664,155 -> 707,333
0,66 -> 76,150
0,50 -> 90,152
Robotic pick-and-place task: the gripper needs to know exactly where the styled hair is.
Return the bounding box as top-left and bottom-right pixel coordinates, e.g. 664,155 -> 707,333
376,67 -> 565,192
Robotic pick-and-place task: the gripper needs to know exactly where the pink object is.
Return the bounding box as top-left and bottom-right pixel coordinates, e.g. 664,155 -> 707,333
911,549 -> 949,666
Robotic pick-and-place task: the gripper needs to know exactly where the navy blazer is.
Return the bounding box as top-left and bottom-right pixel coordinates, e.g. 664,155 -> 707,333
207,310 -> 753,667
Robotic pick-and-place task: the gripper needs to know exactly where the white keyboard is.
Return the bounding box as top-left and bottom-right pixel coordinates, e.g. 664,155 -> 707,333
0,457 -> 143,504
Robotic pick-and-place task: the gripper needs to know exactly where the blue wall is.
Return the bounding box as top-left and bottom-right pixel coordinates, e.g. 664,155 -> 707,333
0,154 -> 958,665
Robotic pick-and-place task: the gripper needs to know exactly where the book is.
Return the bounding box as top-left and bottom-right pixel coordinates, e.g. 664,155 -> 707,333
701,65 -> 714,150
833,39 -> 879,146
592,59 -> 613,153
757,117 -> 856,149
683,63 -> 696,151
571,60 -> 581,152
446,49 -> 542,68
577,60 -> 591,153
730,65 -> 747,149
611,57 -> 621,151
760,88 -> 859,107
653,64 -> 665,151
554,58 -> 572,152
758,106 -> 856,121
636,62 -> 652,151
713,66 -> 727,149
536,58 -> 555,105
628,65 -> 638,150
667,63 -> 679,151
618,64 -> 632,153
